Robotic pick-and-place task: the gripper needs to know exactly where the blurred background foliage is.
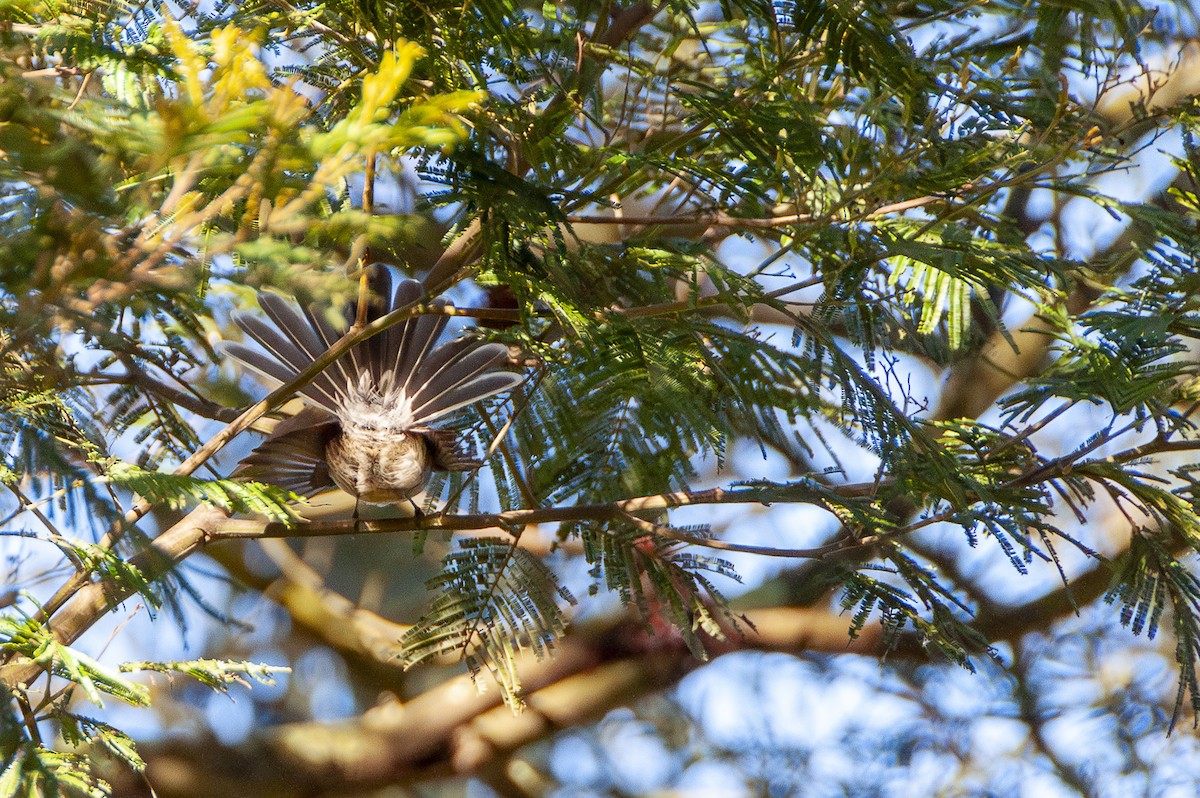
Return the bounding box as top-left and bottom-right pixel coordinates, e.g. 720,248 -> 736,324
5,0 -> 1200,795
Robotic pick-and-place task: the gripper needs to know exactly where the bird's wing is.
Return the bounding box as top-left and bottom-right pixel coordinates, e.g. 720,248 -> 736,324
419,427 -> 483,472
233,410 -> 339,498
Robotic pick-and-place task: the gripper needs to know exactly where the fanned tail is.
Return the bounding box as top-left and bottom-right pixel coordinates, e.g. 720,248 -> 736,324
225,267 -> 524,429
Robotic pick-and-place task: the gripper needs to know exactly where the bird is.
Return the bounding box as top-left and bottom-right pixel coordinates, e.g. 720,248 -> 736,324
225,270 -> 523,508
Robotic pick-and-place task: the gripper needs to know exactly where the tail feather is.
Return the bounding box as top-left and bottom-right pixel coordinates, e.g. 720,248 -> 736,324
230,312 -> 345,412
409,342 -> 512,419
301,303 -> 342,350
412,371 -> 524,423
416,341 -> 508,386
373,270 -> 404,383
391,306 -> 449,395
405,337 -> 477,395
258,293 -> 328,366
226,270 -> 522,429
300,302 -> 364,390
234,313 -> 318,378
358,272 -> 452,396
360,267 -> 395,386
259,294 -> 360,398
223,342 -> 342,413
260,298 -> 339,383
383,276 -> 423,368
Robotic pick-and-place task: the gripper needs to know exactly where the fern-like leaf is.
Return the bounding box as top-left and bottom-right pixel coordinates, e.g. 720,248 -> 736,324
399,538 -> 576,709
105,462 -> 300,522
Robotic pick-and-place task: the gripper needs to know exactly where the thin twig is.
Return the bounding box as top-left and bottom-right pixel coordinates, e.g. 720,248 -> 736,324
218,482 -> 878,543
353,151 -> 376,331
4,483 -> 85,571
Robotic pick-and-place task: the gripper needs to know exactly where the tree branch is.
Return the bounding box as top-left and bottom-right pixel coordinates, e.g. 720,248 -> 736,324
111,567 -> 1128,797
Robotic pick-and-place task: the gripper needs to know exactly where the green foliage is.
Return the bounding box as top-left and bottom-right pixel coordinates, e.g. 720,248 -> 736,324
784,0 -> 930,104
1004,308 -> 1191,420
400,538 -> 576,708
513,306 -> 828,505
1107,532 -> 1200,729
838,558 -> 992,668
55,714 -> 144,775
0,652 -> 283,796
105,463 -> 300,522
581,520 -> 743,659
119,659 -> 289,692
0,744 -> 109,798
0,615 -> 149,709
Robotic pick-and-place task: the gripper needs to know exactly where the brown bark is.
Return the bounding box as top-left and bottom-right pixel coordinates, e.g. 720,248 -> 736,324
106,575 -> 1117,798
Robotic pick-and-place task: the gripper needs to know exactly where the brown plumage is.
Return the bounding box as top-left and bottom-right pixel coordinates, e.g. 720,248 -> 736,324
225,271 -> 522,504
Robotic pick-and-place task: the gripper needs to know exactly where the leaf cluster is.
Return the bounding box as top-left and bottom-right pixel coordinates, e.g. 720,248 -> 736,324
400,537 -> 576,708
